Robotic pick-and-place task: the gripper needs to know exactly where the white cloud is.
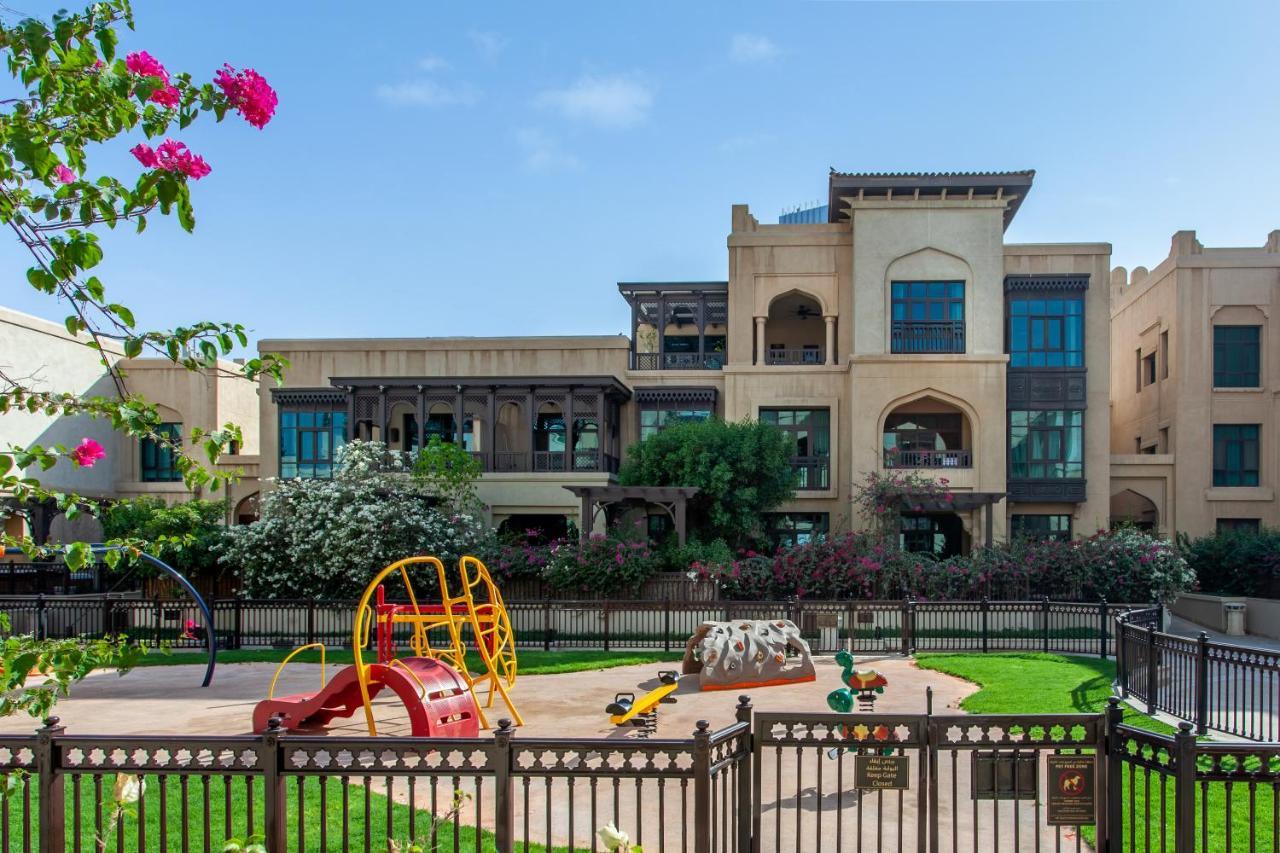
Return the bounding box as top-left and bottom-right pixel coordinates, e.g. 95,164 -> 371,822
516,128 -> 580,173
534,74 -> 653,129
417,54 -> 450,72
469,30 -> 509,60
730,33 -> 779,63
374,80 -> 478,107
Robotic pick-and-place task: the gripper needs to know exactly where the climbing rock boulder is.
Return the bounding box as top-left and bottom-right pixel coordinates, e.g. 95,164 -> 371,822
682,619 -> 816,691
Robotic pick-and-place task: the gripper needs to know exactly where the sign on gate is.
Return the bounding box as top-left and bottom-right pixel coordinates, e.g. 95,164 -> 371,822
1045,755 -> 1096,825
854,753 -> 910,790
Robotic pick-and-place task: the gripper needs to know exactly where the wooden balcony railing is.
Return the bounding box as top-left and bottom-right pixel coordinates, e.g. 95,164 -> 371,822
890,320 -> 965,354
764,347 -> 825,365
631,352 -> 724,370
479,451 -> 620,474
883,448 -> 973,469
792,455 -> 830,490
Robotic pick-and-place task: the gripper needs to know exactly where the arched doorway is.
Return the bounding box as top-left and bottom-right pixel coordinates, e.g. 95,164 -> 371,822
1111,489 -> 1158,532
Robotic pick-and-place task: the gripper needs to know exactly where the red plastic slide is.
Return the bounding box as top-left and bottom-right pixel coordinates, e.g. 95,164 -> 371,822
252,657 -> 479,737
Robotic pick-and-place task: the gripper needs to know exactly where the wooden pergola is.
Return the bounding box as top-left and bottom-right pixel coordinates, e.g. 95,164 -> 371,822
901,491 -> 1006,547
563,485 -> 700,545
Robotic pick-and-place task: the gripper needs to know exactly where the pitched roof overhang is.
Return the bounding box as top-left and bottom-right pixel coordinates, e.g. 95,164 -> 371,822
827,170 -> 1035,230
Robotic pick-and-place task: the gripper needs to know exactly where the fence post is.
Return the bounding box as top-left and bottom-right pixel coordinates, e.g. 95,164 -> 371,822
1041,596 -> 1051,654
35,716 -> 65,853
35,593 -> 46,641
306,600 -> 316,646
542,599 -> 552,652
734,697 -> 753,853
233,597 -> 243,650
101,595 -> 112,638
492,718 -> 515,853
1173,721 -> 1197,853
602,601 -> 611,652
664,598 -> 671,654
903,598 -> 916,656
1104,697 -> 1124,853
692,719 -> 712,853
1194,631 -> 1209,735
1098,598 -> 1109,658
1117,614 -> 1129,697
260,716 -> 288,852
980,597 -> 989,654
1145,624 -> 1159,715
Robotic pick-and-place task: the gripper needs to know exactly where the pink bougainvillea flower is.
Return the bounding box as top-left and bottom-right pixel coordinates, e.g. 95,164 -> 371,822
213,64 -> 277,129
53,164 -> 75,184
133,139 -> 212,180
69,438 -> 106,468
125,51 -> 169,81
149,84 -> 181,108
130,143 -> 158,168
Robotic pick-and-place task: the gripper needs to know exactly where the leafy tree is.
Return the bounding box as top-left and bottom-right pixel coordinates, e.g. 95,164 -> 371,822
100,496 -> 228,575
411,436 -> 485,515
0,1 -> 280,718
1181,526 -> 1280,598
618,418 -> 795,547
220,442 -> 489,599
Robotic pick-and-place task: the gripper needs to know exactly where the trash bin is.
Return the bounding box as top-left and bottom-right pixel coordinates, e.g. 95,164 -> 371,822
1223,602 -> 1247,636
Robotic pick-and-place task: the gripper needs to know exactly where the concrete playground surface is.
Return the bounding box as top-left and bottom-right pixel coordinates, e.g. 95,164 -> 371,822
0,656 -> 1090,850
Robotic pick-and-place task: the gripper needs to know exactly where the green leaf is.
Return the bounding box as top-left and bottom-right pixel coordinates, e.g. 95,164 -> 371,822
63,541 -> 90,572
96,23 -> 117,62
9,130 -> 58,179
108,304 -> 135,327
123,337 -> 143,358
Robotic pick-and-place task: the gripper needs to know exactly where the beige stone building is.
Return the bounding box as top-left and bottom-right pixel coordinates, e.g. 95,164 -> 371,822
1109,230 -> 1280,537
0,306 -> 260,540
256,169 -> 1114,554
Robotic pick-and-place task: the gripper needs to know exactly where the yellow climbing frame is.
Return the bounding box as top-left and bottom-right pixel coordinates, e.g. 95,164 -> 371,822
351,555 -> 523,736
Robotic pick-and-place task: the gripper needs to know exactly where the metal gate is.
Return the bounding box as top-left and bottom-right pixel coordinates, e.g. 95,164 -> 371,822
751,711 -> 1108,853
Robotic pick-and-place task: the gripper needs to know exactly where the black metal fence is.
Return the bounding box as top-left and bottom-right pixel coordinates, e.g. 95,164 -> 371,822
1116,609 -> 1280,741
0,595 -> 1142,658
3,699 -> 1276,852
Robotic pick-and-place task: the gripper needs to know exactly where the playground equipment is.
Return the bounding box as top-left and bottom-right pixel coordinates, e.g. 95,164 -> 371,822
2,545 -> 217,687
683,619 -> 815,690
254,554 -> 521,736
606,619 -> 815,737
826,649 -> 894,760
606,670 -> 679,736
825,649 -> 888,713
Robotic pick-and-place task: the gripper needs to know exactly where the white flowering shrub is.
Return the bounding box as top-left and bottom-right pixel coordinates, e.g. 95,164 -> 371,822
219,441 -> 488,598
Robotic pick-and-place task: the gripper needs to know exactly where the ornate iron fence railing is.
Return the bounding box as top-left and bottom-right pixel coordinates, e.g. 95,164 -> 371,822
1116,606 -> 1280,741
0,596 -> 1142,658
4,699 -> 1276,852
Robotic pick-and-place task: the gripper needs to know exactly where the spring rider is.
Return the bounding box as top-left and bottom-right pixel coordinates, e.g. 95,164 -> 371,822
826,649 -> 895,757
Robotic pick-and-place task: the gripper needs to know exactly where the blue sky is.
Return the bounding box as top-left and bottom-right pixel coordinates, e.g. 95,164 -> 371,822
5,1 -> 1279,348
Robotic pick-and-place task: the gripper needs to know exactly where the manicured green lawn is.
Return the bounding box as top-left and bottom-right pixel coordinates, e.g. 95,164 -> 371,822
915,653 -> 1271,853
16,773 -> 562,853
915,652 -> 1172,732
125,647 -> 684,676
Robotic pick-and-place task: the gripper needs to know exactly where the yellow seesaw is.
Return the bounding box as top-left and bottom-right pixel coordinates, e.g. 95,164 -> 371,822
605,671 -> 680,735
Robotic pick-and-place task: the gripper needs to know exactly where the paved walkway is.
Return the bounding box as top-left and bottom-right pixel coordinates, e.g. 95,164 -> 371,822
1164,614 -> 1280,651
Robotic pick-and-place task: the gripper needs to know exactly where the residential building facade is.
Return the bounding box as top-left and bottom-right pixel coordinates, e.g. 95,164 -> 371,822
0,306 -> 260,541
256,169 -> 1115,554
1110,230 -> 1280,537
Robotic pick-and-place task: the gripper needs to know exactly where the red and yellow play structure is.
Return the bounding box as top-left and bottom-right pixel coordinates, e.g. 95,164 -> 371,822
253,555 -> 522,736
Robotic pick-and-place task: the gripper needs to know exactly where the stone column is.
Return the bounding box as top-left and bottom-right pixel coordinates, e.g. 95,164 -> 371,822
824,316 -> 837,365
754,316 -> 766,365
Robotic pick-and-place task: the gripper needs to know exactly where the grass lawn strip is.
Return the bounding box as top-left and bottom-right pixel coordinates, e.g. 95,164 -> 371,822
122,647 -> 684,676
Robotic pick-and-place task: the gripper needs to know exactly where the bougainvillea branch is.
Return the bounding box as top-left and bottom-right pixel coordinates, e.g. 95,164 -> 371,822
0,1 -> 282,719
